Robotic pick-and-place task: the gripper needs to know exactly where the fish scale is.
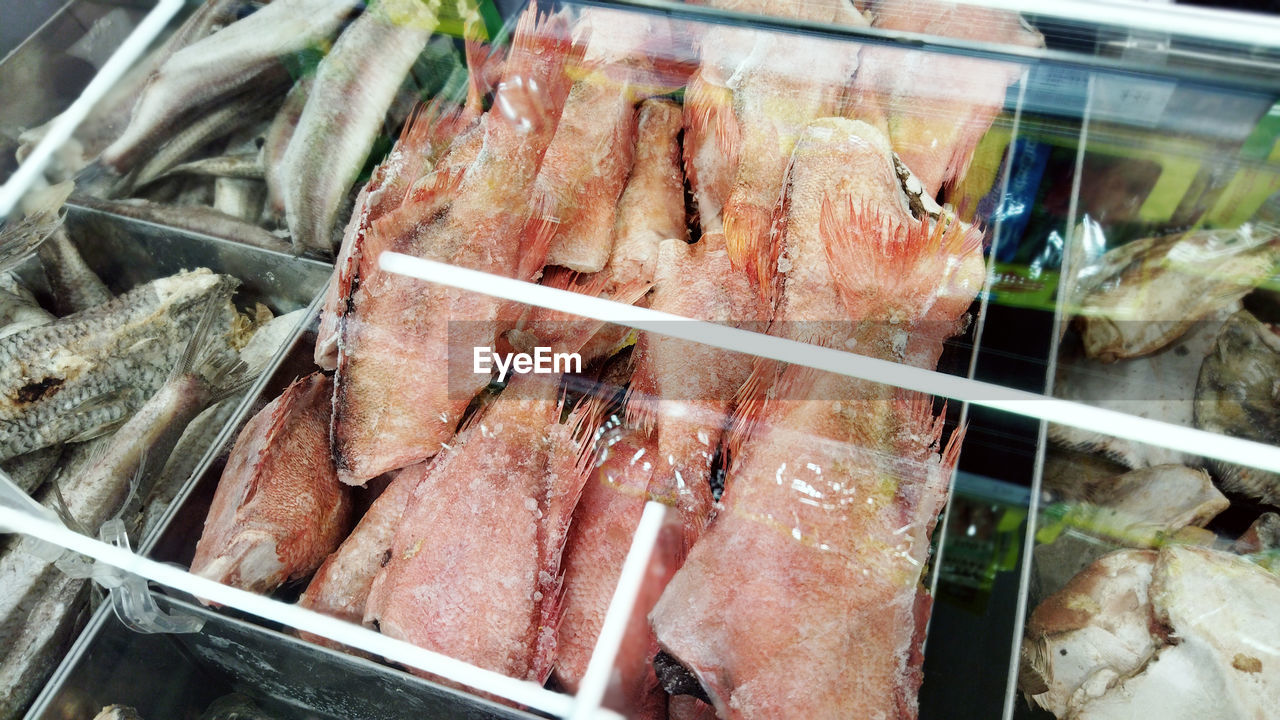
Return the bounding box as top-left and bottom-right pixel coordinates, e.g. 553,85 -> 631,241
0,269 -> 238,462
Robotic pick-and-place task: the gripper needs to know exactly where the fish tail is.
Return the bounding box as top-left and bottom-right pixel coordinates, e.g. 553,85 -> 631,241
724,356 -> 781,470
517,214 -> 560,282
1,181 -> 70,272
463,28 -> 496,118
501,2 -> 576,123
820,194 -> 983,326
174,293 -> 255,403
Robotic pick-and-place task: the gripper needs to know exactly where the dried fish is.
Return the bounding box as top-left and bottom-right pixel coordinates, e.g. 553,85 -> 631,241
68,196 -> 292,254
1024,546 -> 1280,719
0,268 -> 239,461
102,0 -> 360,173
192,373 -> 352,594
280,0 -> 441,254
161,153 -> 265,182
264,77 -> 313,219
0,272 -> 54,340
1072,225 -> 1280,361
125,91 -> 275,191
1195,309 -> 1280,505
37,230 -> 113,316
1,296 -> 252,720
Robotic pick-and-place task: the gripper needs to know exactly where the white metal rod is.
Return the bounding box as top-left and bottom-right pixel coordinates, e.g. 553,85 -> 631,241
570,502 -> 667,720
0,506 -> 577,718
380,252 -> 1280,475
0,0 -> 185,219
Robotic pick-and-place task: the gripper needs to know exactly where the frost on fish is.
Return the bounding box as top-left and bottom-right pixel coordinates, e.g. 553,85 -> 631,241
650,117 -> 983,719
333,4 -> 575,485
0,268 -> 238,462
192,373 -> 352,595
1071,226 -> 1280,361
297,461 -> 424,650
534,8 -> 650,273
848,0 -> 1042,198
1195,309 -> 1280,506
1024,546 -> 1280,720
363,372 -> 592,684
554,430 -> 679,720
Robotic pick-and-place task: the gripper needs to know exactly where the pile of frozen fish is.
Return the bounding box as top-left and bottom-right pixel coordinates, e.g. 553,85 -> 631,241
1021,215 -> 1280,711
177,1 -> 1043,718
0,183 -> 303,719
20,0 -> 467,256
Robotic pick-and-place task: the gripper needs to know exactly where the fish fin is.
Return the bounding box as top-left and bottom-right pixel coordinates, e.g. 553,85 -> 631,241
176,296 -> 257,403
61,389 -> 137,443
463,29 -> 496,117
401,166 -> 466,215
48,471 -> 91,536
0,205 -> 64,273
500,3 -> 576,127
518,214 -> 560,282
685,73 -> 738,169
724,357 -> 781,469
722,196 -> 771,282
622,343 -> 658,436
820,194 -> 984,328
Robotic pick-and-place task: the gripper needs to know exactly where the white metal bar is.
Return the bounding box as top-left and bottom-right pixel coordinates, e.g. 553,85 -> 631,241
0,0 -> 185,219
570,502 -> 667,720
380,252 -> 1280,476
0,506 -> 577,718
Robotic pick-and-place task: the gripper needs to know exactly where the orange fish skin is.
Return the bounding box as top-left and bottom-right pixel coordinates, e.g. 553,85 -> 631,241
332,5 -> 575,485
851,0 -> 1043,197
363,372 -> 590,683
649,118 -> 984,719
296,461 -> 426,649
629,231 -> 763,551
191,372 -> 352,596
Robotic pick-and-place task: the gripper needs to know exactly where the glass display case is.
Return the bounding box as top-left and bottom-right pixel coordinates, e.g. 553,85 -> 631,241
1,1 -> 1278,719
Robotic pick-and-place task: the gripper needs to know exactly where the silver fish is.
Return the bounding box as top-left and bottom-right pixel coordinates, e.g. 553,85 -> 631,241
17,0 -> 247,181
0,268 -> 239,462
102,0 -> 361,173
264,76 -> 313,219
37,230 -> 113,316
1071,224 -> 1280,361
1,299 -> 252,720
280,0 -> 440,253
160,153 -> 265,182
1195,309 -> 1280,505
125,91 -> 277,192
69,196 -> 292,254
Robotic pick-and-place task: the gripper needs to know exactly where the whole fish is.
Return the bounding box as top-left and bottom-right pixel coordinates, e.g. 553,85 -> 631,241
554,428 -> 678,720
718,2 -> 867,285
333,5 -> 575,484
136,307 -> 305,541
1195,309 -> 1280,505
608,99 -> 688,290
534,8 -> 648,273
280,0 -> 441,254
296,461 -> 424,649
263,77 -> 313,219
0,296 -> 252,720
626,230 -> 765,553
16,0 -> 246,181
101,0 -> 360,173
312,95 -> 479,370
0,269 -> 239,462
849,0 -> 1042,197
1072,224 -> 1280,361
160,153 -> 265,183
363,371 -> 593,684
191,372 -> 352,594
124,89 -> 278,192
69,196 -> 292,254
650,118 -> 984,719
